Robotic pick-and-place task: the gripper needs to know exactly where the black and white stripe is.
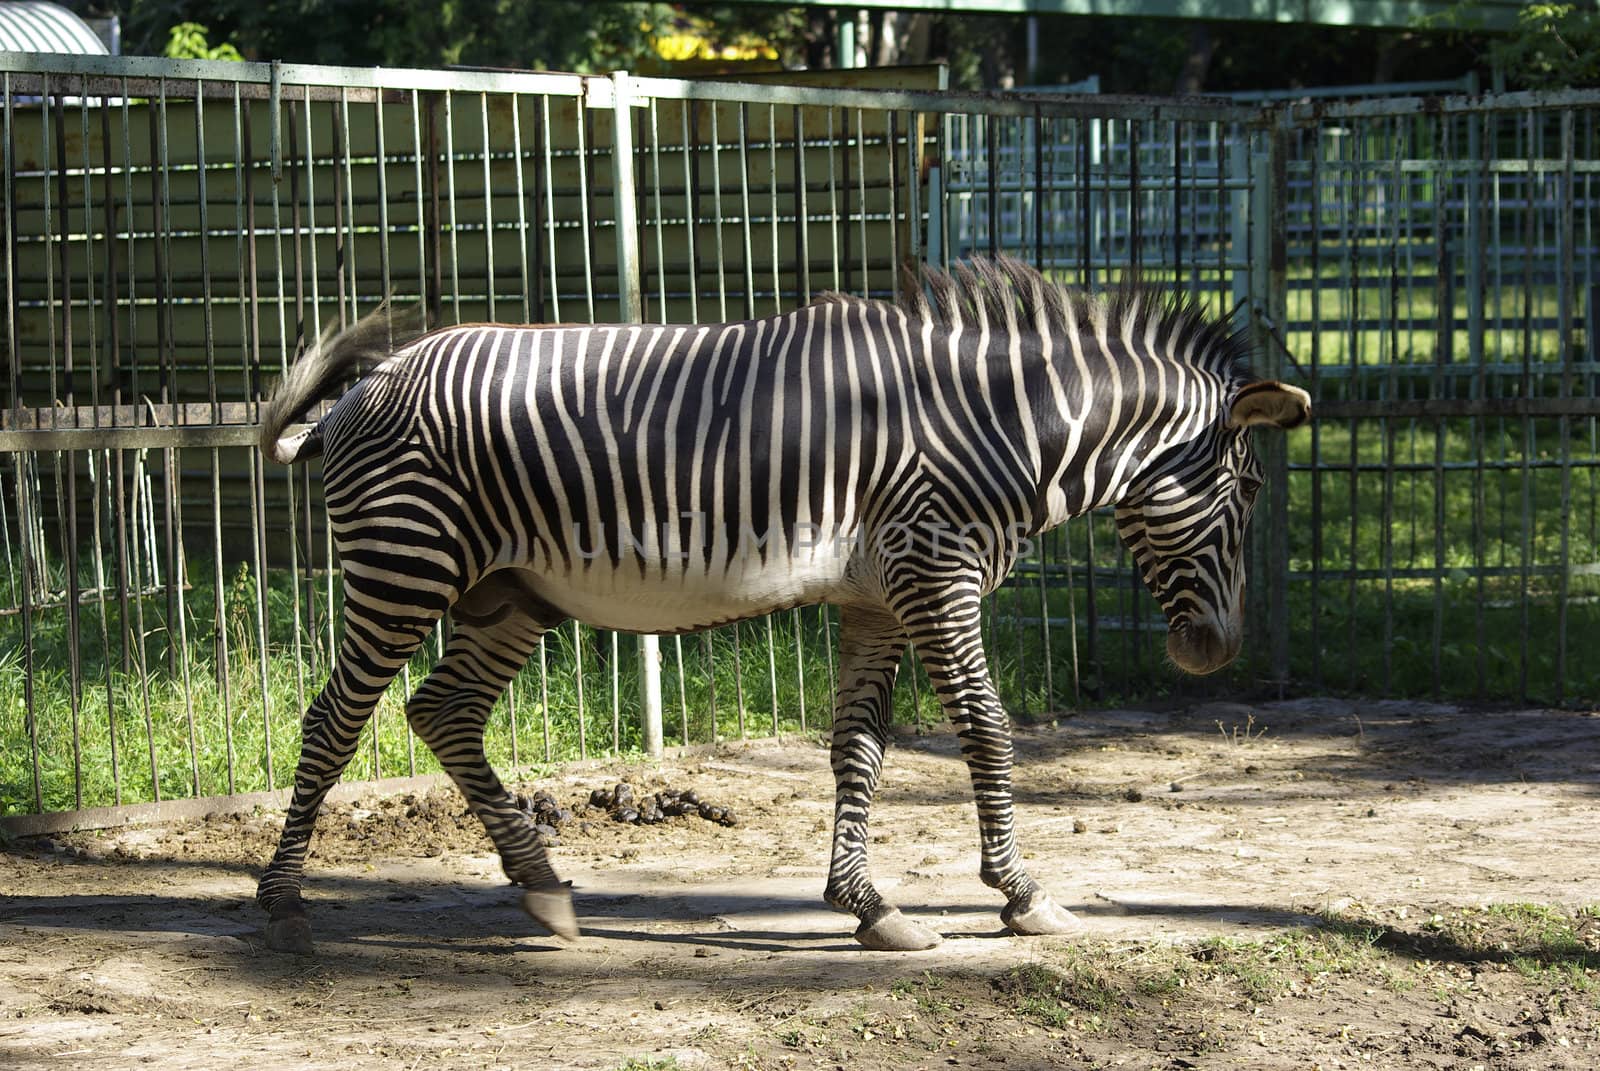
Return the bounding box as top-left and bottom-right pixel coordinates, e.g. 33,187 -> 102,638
254,257 -> 1311,952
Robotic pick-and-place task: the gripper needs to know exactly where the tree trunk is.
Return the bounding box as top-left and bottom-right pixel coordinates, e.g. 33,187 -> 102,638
1373,35 -> 1408,85
805,9 -> 836,70
979,22 -> 1017,89
1173,23 -> 1218,95
872,11 -> 897,67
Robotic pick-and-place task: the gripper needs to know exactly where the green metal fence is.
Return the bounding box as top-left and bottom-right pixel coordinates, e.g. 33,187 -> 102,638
1,52 -> 1595,821
1278,94 -> 1600,702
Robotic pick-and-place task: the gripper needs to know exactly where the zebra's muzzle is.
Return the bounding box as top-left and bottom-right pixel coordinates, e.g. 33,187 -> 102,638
1166,618 -> 1241,676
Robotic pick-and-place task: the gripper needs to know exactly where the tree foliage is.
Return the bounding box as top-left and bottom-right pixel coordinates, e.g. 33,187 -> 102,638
80,0 -> 1499,93
1487,4 -> 1600,88
162,21 -> 243,61
92,0 -> 807,73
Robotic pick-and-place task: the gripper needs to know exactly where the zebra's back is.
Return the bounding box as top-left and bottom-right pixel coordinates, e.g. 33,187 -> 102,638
316,302 -> 927,632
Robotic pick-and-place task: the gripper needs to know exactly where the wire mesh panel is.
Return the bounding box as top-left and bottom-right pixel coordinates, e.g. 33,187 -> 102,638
1281,93 -> 1600,702
0,57 -> 642,814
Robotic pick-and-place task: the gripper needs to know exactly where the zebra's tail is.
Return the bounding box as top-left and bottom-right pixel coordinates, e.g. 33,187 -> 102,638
259,301 -> 426,465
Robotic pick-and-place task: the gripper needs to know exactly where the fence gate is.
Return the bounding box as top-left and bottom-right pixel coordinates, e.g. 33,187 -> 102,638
1277,93 -> 1600,702
2,52 -> 1596,822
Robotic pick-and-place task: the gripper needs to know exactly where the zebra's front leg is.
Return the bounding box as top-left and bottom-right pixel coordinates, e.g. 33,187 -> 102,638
823,607 -> 941,951
904,593 -> 1083,938
257,605 -> 440,954
404,595 -> 577,941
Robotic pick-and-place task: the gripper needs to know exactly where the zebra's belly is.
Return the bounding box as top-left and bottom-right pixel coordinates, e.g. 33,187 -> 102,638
519,555 -> 854,634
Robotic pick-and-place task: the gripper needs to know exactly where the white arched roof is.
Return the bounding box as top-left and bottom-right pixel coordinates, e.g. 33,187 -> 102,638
0,2 -> 110,55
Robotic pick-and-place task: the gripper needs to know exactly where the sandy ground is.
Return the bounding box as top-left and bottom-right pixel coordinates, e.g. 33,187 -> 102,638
3,696 -> 1600,1070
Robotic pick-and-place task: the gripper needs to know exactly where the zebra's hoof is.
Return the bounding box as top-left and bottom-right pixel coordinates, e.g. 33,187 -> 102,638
1001,891 -> 1084,937
854,906 -> 943,951
522,882 -> 580,941
264,912 -> 315,955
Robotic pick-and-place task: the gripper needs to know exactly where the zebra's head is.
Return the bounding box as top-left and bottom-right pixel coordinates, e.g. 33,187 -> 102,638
1114,379 -> 1311,676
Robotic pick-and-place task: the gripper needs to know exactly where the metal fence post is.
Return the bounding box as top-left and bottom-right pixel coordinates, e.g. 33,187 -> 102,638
610,71 -> 664,757
1249,113 -> 1292,689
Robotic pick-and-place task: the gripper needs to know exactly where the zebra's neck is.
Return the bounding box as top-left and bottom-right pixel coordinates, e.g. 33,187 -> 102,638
1022,319 -> 1224,536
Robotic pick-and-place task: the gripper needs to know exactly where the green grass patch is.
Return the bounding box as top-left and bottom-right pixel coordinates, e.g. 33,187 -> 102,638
1317,901 -> 1600,1006
995,960 -> 1120,1030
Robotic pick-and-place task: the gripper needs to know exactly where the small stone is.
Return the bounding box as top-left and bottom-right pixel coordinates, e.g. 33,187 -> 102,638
1123,788 -> 1143,803
1072,819 -> 1088,834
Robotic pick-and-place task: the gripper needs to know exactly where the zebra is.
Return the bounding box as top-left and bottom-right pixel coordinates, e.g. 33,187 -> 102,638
255,257 -> 1310,954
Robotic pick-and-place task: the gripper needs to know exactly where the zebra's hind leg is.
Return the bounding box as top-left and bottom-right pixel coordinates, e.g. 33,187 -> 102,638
902,591 -> 1084,939
823,607 -> 941,951
257,593 -> 445,954
404,578 -> 576,940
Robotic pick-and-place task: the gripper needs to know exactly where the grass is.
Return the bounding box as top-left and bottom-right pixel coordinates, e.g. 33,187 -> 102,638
1335,902 -> 1600,977
0,557 -> 895,815
980,903 -> 1600,1033
995,958 -> 1120,1028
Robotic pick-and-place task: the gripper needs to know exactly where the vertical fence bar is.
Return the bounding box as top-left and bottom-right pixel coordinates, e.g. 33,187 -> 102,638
1249,117 -> 1290,687
1430,116 -> 1449,699
123,79 -> 160,801
1556,108 -> 1576,704
1518,108 -> 1534,702
1306,118 -> 1323,690
2,72 -> 43,812
247,76 -> 273,791
540,95 -> 561,323
737,103 -> 755,318
1379,116 -> 1400,697
480,91 -> 496,324
49,89 -> 87,809
856,107 -> 869,294
612,73 -> 663,758
91,82 -> 123,804
1470,110 -> 1488,700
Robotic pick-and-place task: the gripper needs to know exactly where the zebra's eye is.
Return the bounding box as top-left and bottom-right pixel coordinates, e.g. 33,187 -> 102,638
1238,476 -> 1262,500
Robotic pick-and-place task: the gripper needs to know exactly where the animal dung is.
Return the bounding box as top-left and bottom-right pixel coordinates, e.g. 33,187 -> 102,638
513,790 -> 573,845
525,782 -> 737,838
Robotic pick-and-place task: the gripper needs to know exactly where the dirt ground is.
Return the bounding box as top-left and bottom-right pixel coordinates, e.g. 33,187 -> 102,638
4,697 -> 1600,1071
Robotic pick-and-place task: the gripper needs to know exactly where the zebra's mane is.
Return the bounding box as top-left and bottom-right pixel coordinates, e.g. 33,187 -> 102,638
818,256 -> 1254,380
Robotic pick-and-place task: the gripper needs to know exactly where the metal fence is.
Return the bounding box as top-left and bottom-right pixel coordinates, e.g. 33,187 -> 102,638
1,52 -> 1596,821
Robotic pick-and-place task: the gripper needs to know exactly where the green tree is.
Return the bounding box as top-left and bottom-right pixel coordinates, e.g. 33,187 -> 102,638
96,0 -> 803,73
162,21 -> 243,61
1487,4 -> 1600,88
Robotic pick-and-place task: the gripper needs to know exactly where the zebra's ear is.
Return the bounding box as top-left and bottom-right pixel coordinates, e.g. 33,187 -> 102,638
1228,381 -> 1311,430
